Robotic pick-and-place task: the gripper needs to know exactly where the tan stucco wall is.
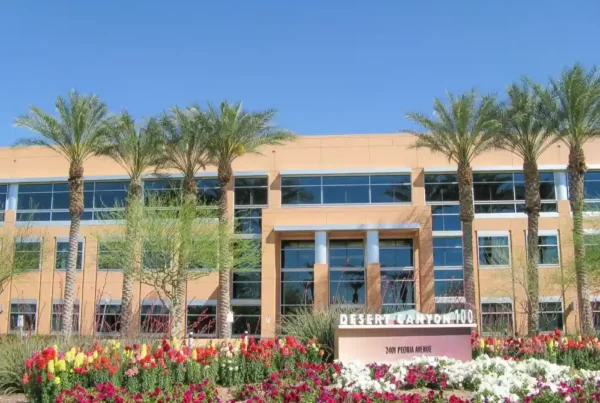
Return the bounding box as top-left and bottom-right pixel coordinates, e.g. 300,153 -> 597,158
1,133 -> 599,336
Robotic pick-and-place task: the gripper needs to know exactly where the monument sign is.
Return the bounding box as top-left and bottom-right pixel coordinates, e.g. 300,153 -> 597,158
334,309 -> 476,363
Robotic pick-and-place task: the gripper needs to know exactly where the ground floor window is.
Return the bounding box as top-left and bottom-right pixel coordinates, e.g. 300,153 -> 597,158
187,301 -> 216,337
281,269 -> 314,317
140,302 -> 170,334
330,269 -> 365,305
539,300 -> 563,332
232,303 -> 261,336
232,271 -> 261,299
381,269 -> 415,313
9,300 -> 37,332
51,301 -> 80,333
592,300 -> 600,331
481,300 -> 513,335
435,298 -> 465,315
95,303 -> 121,334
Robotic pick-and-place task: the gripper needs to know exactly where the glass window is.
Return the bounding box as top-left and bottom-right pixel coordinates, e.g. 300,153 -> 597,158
281,177 -> 321,204
431,205 -> 461,231
281,241 -> 314,316
425,174 -> 459,202
233,271 -> 261,299
95,303 -> 121,334
381,270 -> 414,313
140,302 -> 170,334
17,181 -> 128,221
234,208 -> 262,234
434,269 -> 464,297
329,240 -> 364,268
473,172 -> 556,214
0,184 -> 7,222
14,240 -> 42,271
539,301 -> 563,332
435,302 -> 465,315
97,240 -> 127,271
330,270 -> 365,305
538,235 -> 559,265
51,301 -> 80,333
433,237 -> 463,267
481,301 -> 513,335
592,301 -> 600,332
235,177 -> 268,206
478,236 -> 510,267
281,175 -> 411,205
584,171 -> 600,211
232,305 -> 261,336
143,178 -> 221,206
9,301 -> 37,332
380,239 -> 413,268
187,303 -> 216,337
55,241 -> 83,271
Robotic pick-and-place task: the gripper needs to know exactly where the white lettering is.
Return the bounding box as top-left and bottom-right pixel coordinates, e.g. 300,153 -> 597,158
442,314 -> 451,324
460,309 -> 467,324
350,314 -> 357,325
358,314 -> 365,325
374,315 -> 384,325
384,315 -> 391,325
366,314 -> 373,325
340,314 -> 348,325
405,315 -> 414,325
396,314 -> 404,324
467,309 -> 474,324
415,314 -> 425,324
426,314 -> 433,324
433,314 -> 442,324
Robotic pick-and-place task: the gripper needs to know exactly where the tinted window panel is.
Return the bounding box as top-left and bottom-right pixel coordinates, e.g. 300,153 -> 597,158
323,186 -> 369,204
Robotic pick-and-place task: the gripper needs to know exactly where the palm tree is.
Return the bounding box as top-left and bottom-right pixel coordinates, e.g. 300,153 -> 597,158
407,91 -> 500,325
156,106 -> 210,337
14,91 -> 111,338
202,101 -> 295,338
494,82 -> 559,334
98,110 -> 163,337
533,64 -> 600,333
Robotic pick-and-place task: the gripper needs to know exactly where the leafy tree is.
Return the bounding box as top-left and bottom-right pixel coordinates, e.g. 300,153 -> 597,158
14,91 -> 111,338
202,101 -> 295,338
407,91 -> 500,324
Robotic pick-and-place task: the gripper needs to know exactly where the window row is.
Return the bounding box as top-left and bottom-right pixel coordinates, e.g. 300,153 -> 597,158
281,175 -> 412,205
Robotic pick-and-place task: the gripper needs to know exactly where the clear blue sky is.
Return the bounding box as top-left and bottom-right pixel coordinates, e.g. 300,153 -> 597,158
1,1 -> 599,146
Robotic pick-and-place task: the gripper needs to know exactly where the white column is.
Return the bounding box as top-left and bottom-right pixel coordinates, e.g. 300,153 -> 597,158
366,230 -> 379,264
315,231 -> 327,265
7,184 -> 18,210
554,171 -> 568,201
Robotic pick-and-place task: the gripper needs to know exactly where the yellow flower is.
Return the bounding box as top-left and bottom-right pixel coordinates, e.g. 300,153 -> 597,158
479,339 -> 485,349
56,360 -> 66,372
54,376 -> 61,385
47,360 -> 55,374
172,337 -> 181,351
87,356 -> 93,364
578,335 -> 582,342
74,352 -> 85,367
141,344 -> 147,359
53,345 -> 59,354
192,349 -> 197,360
92,351 -> 99,360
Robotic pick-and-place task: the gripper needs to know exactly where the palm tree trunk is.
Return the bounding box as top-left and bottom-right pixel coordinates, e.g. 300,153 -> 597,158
523,160 -> 541,335
568,145 -> 593,333
62,163 -> 84,339
217,165 -> 233,339
457,163 -> 478,324
121,180 -> 143,338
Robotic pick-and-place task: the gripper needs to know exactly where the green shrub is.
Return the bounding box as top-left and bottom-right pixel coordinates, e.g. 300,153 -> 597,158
0,335 -> 95,395
281,305 -> 361,362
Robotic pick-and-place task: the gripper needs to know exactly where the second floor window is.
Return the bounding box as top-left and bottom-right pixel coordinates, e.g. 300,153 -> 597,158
281,175 -> 411,205
55,240 -> 84,271
584,171 -> 600,211
17,181 -> 129,221
14,239 -> 42,271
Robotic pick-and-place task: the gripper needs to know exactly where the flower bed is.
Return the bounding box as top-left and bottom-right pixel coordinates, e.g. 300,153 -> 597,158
472,330 -> 600,370
22,335 -> 323,403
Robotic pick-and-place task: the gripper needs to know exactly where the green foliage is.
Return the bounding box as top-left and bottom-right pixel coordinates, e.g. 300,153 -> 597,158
281,305 -> 361,362
0,336 -> 94,395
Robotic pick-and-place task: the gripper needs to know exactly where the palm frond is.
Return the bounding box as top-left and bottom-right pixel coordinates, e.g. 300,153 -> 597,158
13,90 -> 111,166
406,90 -> 501,166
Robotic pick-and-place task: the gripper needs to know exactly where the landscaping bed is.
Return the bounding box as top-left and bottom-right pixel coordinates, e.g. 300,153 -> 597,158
10,331 -> 600,402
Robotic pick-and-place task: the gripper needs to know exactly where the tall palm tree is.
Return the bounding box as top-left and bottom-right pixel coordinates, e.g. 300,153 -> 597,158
534,64 -> 600,333
407,91 -> 500,325
14,91 -> 111,338
98,111 -> 163,337
156,106 -> 210,337
494,82 -> 559,334
202,101 -> 295,338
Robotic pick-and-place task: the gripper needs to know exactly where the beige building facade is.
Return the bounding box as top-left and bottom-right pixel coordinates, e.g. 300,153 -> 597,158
0,133 -> 599,338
